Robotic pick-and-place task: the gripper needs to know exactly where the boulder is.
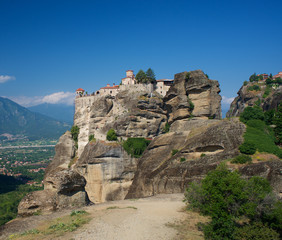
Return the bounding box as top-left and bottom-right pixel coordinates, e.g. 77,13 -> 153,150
126,118 -> 245,199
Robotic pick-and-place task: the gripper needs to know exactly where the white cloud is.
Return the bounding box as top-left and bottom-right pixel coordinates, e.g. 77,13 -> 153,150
222,96 -> 235,105
0,75 -> 15,83
7,91 -> 75,107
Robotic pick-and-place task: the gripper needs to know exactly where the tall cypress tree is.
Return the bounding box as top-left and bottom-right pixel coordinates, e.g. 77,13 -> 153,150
135,70 -> 147,83
146,68 -> 156,83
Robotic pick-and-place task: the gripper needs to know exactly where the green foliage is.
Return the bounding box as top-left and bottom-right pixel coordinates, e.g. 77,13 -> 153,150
188,99 -> 194,111
266,78 -> 273,85
171,149 -> 179,156
0,184 -> 43,226
239,106 -> 264,123
185,164 -> 281,239
243,80 -> 248,86
263,86 -> 271,98
71,125 -> 80,142
249,73 -> 259,82
185,72 -> 191,81
264,109 -> 275,125
231,154 -> 252,164
239,141 -> 257,155
135,69 -> 147,83
145,68 -> 156,83
88,134 -> 95,142
106,129 -> 117,141
164,122 -> 170,133
200,153 -> 206,157
254,98 -> 261,106
273,103 -> 282,144
70,210 -> 87,216
248,84 -> 261,91
242,120 -> 282,157
122,138 -> 151,158
180,157 -> 186,162
233,222 -> 280,240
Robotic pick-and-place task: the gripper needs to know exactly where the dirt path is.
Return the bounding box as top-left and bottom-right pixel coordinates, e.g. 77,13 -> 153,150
1,194 -> 187,240
65,194 -> 186,240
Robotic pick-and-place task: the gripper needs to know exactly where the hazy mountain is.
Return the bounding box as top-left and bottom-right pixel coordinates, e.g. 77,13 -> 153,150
28,103 -> 74,124
0,97 -> 71,140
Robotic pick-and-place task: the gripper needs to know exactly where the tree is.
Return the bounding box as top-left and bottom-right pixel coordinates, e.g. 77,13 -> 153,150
135,70 -> 147,83
71,126 -> 80,142
239,106 -> 264,123
185,164 -> 281,239
106,129 -> 117,141
145,68 -> 156,83
249,73 -> 258,82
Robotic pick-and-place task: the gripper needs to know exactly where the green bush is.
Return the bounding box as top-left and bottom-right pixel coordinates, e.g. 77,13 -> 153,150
243,81 -> 248,86
234,222 -> 280,240
171,149 -> 179,156
164,122 -> 170,133
239,141 -> 257,155
240,106 -> 264,123
106,129 -> 117,141
231,154 -> 252,164
263,86 -> 271,98
248,85 -> 260,91
185,164 -> 281,239
180,157 -> 186,162
88,134 -> 95,142
71,126 -> 80,142
122,138 -> 151,158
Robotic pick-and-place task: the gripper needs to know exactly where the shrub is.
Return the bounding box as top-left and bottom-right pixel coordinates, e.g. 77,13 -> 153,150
240,106 -> 264,123
188,99 -> 194,111
106,129 -> 117,141
171,149 -> 179,156
71,126 -> 80,142
234,222 -> 280,240
263,86 -> 271,98
243,80 -> 248,86
180,157 -> 186,162
248,85 -> 260,91
88,134 -> 95,142
164,122 -> 170,133
239,141 -> 256,155
200,153 -> 206,157
122,138 -> 151,158
231,154 -> 252,164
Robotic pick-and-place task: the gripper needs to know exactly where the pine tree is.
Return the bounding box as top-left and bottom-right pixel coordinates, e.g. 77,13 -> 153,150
135,70 -> 147,83
146,68 -> 156,83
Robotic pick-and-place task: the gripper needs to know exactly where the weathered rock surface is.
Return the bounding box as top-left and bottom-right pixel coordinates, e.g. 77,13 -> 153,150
75,141 -> 138,203
226,82 -> 281,117
164,70 -> 221,124
74,87 -> 167,156
239,160 -> 282,197
126,118 -> 246,199
18,132 -> 89,216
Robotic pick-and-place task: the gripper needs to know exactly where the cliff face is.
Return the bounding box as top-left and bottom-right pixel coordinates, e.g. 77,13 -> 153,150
20,69 -> 262,216
164,70 -> 221,124
226,82 -> 282,117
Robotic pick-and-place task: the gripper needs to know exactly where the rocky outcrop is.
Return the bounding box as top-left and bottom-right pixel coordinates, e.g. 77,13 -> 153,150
164,70 -> 221,124
74,87 -> 167,156
75,141 -> 138,203
226,82 -> 281,117
18,132 -> 89,216
126,118 -> 245,199
239,160 -> 282,197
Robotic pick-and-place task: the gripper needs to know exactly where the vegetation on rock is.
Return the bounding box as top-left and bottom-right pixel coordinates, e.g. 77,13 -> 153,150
106,128 -> 117,141
185,164 -> 281,240
122,138 -> 151,158
231,154 -> 252,164
70,125 -> 79,142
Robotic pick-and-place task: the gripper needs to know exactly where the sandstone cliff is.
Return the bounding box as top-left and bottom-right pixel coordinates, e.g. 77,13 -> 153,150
227,81 -> 282,117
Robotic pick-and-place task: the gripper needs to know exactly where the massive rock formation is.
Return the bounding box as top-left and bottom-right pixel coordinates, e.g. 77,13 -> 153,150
164,70 -> 221,124
126,118 -> 246,199
227,82 -> 282,117
74,141 -> 138,203
18,132 -> 89,216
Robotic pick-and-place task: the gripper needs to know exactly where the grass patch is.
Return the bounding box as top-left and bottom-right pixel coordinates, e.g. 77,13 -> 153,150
9,210 -> 90,239
242,120 -> 282,158
171,149 -> 179,156
231,154 -> 252,164
106,206 -> 137,210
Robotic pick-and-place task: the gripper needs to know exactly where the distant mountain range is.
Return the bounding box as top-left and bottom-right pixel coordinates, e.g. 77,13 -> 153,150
0,97 -> 71,141
28,103 -> 74,124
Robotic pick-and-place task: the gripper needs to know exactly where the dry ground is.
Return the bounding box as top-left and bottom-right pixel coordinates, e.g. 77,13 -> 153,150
0,194 -> 206,240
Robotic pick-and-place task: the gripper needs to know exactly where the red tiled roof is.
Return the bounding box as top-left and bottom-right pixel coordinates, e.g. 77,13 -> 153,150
76,88 -> 85,91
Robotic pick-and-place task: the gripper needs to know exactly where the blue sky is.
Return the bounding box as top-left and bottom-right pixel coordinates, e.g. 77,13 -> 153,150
0,0 -> 281,110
